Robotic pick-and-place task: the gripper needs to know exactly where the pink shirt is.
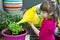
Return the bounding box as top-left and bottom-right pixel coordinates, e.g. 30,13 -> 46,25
39,18 -> 56,40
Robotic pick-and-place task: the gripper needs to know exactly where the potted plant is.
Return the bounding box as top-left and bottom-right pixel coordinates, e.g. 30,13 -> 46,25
2,22 -> 28,40
1,10 -> 28,40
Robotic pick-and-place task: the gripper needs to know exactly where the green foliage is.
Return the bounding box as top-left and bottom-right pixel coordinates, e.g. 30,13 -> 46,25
35,14 -> 43,27
38,14 -> 43,26
8,22 -> 23,35
57,0 -> 60,4
9,15 -> 22,22
0,10 -> 11,31
0,9 -> 24,31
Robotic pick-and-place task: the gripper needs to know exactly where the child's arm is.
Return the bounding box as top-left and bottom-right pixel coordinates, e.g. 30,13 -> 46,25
28,22 -> 40,36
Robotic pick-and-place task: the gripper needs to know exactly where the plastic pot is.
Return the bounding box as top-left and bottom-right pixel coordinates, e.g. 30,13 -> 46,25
2,28 -> 28,40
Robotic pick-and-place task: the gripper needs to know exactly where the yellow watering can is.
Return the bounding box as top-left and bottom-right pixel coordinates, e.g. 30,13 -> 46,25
17,6 -> 40,25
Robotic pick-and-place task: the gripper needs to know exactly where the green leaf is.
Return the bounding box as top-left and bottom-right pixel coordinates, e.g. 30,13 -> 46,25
8,22 -> 23,35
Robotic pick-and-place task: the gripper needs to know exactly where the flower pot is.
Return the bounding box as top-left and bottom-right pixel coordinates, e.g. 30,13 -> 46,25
4,2 -> 22,8
5,8 -> 21,11
3,2 -> 23,13
2,28 -> 28,40
7,10 -> 24,15
3,1 -> 23,15
4,2 -> 22,6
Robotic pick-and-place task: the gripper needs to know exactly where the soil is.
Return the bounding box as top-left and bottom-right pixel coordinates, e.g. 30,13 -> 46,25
4,30 -> 26,35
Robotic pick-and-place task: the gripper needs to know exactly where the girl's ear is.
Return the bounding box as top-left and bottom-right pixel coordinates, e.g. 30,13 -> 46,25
49,12 -> 54,15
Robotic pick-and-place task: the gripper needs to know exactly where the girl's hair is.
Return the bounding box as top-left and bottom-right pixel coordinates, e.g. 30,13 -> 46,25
40,1 -> 59,21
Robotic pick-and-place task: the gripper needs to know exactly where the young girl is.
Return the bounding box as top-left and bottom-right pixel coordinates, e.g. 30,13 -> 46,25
28,1 -> 59,40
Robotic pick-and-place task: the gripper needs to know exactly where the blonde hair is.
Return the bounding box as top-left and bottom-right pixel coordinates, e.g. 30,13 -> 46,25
40,1 -> 59,21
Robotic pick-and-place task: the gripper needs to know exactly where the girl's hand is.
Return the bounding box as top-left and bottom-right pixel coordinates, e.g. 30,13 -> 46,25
28,22 -> 39,36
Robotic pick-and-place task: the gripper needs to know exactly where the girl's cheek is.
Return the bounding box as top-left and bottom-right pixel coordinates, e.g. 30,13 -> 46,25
43,13 -> 47,18
41,12 -> 47,18
41,12 -> 43,16
42,13 -> 47,18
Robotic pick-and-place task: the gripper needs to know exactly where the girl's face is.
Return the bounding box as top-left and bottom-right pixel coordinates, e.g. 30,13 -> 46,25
41,11 -> 48,18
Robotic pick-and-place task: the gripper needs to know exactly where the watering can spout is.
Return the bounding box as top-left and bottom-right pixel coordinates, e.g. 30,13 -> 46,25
17,20 -> 25,24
